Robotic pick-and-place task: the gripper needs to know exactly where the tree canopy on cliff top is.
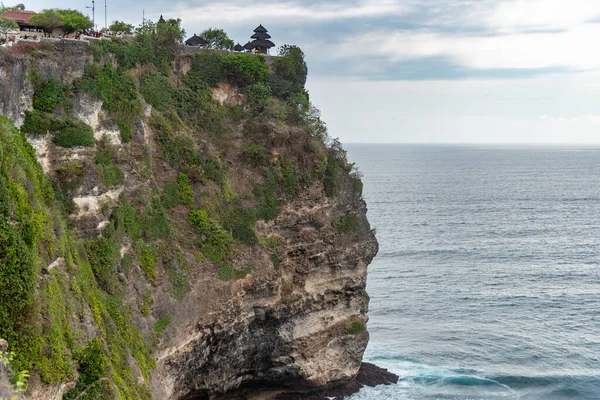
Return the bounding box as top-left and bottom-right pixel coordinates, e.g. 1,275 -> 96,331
109,20 -> 134,35
200,28 -> 234,50
30,9 -> 92,34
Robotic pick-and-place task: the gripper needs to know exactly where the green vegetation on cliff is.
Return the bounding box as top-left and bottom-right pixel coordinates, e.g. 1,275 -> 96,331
0,22 -> 362,399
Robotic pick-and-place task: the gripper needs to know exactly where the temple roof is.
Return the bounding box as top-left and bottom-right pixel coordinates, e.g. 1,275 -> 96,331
158,15 -> 166,24
233,43 -> 244,52
248,39 -> 275,49
0,10 -> 36,24
251,32 -> 271,40
253,24 -> 268,33
185,34 -> 209,46
243,41 -> 254,50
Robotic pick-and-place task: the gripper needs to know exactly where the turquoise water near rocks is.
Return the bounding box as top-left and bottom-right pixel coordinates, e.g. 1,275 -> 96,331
345,144 -> 600,400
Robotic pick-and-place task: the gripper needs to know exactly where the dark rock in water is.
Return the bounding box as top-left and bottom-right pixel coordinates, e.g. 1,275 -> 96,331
273,363 -> 399,400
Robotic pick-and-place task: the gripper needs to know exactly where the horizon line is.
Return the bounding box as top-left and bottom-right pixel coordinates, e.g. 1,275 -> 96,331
342,142 -> 600,146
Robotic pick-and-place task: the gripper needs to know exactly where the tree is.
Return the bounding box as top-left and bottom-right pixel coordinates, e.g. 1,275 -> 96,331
0,16 -> 18,39
276,45 -> 308,88
109,20 -> 133,35
55,9 -> 92,34
0,3 -> 25,13
158,17 -> 185,43
29,9 -> 64,34
200,28 -> 234,50
268,45 -> 308,99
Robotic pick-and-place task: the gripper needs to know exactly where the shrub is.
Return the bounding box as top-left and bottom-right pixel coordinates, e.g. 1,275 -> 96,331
187,52 -> 226,88
177,173 -> 194,207
221,200 -> 258,246
217,264 -> 252,281
333,214 -> 359,234
85,236 -> 119,292
164,252 -> 190,301
63,338 -> 107,400
79,63 -> 140,136
142,200 -> 171,241
75,338 -> 107,385
150,114 -> 202,167
21,110 -> 52,134
162,181 -> 181,209
281,158 -> 298,198
114,203 -> 141,241
140,71 -> 172,111
254,169 -> 280,221
188,209 -> 232,263
153,315 -> 171,339
348,321 -> 366,334
245,82 -> 271,113
202,158 -> 227,186
241,142 -> 266,167
0,218 -> 35,344
52,119 -> 94,148
323,155 -> 343,197
27,68 -> 44,90
135,240 -> 156,281
269,45 -> 307,99
95,142 -> 125,188
223,54 -> 269,87
33,77 -> 71,113
271,247 -> 281,270
55,161 -> 85,194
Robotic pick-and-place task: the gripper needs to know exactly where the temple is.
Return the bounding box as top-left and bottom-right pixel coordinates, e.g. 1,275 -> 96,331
0,10 -> 39,32
185,34 -> 209,47
243,24 -> 275,54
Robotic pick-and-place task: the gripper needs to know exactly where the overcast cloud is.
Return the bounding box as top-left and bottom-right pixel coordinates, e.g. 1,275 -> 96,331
20,0 -> 600,143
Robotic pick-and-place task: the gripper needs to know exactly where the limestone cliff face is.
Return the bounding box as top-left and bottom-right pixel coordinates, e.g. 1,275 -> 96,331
155,180 -> 377,399
0,43 -> 377,399
0,44 -> 90,126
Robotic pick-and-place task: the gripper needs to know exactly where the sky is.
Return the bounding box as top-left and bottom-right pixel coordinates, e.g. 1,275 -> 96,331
20,0 -> 600,143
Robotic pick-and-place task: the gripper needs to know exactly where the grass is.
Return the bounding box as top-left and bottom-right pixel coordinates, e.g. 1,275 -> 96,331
217,264 -> 252,281
333,214 -> 360,234
348,321 -> 366,334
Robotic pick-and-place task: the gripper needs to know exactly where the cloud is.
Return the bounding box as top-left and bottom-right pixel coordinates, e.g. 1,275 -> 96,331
329,21 -> 600,73
485,0 -> 600,33
170,0 -> 412,24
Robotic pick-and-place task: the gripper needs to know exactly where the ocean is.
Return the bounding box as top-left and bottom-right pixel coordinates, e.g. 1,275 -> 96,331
344,144 -> 600,400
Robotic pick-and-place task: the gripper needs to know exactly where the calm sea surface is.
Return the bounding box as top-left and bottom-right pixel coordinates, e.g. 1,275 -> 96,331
345,144 -> 600,400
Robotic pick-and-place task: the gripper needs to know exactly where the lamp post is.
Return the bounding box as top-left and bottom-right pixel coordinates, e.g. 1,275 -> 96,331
86,0 -> 95,31
104,0 -> 107,30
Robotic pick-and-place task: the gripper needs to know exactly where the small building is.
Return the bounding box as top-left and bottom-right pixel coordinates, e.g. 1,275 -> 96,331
185,33 -> 209,47
244,24 -> 275,54
0,10 -> 40,32
233,43 -> 244,52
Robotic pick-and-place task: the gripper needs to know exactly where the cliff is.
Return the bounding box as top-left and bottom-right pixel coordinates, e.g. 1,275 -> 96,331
0,39 -> 378,400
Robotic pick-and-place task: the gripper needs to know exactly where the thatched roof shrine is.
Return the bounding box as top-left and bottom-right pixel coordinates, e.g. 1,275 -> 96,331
253,24 -> 268,33
251,31 -> 271,40
185,34 -> 209,46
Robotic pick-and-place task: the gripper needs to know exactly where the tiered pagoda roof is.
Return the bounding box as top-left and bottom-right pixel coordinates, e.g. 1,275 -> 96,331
245,25 -> 275,53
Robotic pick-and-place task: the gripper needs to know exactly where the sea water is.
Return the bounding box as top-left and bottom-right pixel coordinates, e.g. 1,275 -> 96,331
345,144 -> 600,400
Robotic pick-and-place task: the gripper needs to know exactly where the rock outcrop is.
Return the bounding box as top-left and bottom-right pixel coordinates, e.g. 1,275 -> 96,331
153,180 -> 377,399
